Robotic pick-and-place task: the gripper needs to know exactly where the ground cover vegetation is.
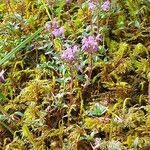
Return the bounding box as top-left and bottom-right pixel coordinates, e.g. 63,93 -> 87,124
0,0 -> 150,149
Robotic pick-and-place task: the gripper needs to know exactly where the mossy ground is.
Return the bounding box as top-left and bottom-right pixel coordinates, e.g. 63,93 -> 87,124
0,0 -> 150,149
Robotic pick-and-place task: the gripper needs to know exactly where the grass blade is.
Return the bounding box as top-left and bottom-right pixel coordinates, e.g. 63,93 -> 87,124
0,27 -> 43,65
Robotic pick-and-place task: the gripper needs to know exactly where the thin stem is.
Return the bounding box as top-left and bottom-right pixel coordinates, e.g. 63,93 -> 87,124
148,82 -> 150,100
97,0 -> 100,35
41,0 -> 52,21
88,53 -> 93,81
67,67 -> 74,126
69,67 -> 74,105
90,11 -> 93,31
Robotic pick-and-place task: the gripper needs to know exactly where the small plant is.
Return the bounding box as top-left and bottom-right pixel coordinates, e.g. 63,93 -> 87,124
82,35 -> 101,80
45,18 -> 64,37
61,45 -> 78,105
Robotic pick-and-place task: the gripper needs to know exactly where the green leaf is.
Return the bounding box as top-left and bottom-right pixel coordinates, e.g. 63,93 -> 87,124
0,114 -> 7,121
53,38 -> 62,52
87,103 -> 107,117
0,92 -> 6,102
14,111 -> 23,117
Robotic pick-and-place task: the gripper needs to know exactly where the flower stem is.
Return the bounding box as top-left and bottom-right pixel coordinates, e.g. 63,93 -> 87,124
89,11 -> 93,31
69,67 -> 74,105
88,53 -> 93,81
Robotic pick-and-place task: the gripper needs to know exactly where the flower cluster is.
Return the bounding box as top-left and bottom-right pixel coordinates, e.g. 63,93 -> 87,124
61,46 -> 78,63
0,69 -> 5,83
45,18 -> 64,37
88,2 -> 96,11
52,27 -> 64,37
82,35 -> 99,54
101,0 -> 110,11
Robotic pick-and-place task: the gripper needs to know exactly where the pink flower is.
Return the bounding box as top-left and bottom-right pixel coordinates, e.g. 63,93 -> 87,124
0,70 -> 5,83
61,46 -> 78,63
82,35 -> 99,54
52,26 -> 64,37
59,27 -> 64,34
101,0 -> 110,11
45,18 -> 65,37
44,18 -> 64,37
88,2 -> 96,11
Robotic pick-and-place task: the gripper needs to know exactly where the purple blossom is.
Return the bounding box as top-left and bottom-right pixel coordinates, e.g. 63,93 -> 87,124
45,18 -> 64,37
52,26 -> 64,37
0,70 -> 5,83
88,2 -> 96,11
101,0 -> 110,11
61,46 -> 78,62
82,35 -> 99,54
45,22 -> 51,31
